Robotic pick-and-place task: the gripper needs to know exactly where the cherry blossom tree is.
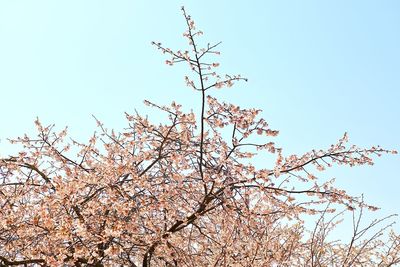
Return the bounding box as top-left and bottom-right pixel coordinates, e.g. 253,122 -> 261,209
1,7 -> 399,267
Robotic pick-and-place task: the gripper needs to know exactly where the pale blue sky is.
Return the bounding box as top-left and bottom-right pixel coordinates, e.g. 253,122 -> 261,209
1,1 -> 399,232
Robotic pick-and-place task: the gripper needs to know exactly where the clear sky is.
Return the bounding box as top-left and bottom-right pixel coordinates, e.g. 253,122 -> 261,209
1,1 -> 399,233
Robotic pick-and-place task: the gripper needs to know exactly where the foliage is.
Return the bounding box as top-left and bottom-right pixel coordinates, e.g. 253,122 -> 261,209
0,7 -> 399,267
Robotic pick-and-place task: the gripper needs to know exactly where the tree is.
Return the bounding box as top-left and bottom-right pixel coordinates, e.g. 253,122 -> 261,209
0,7 -> 399,267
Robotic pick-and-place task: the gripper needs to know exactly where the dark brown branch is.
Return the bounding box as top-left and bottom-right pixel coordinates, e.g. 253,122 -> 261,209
0,256 -> 45,266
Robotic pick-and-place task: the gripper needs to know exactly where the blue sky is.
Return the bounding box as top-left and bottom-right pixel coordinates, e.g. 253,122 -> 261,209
1,1 -> 399,232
